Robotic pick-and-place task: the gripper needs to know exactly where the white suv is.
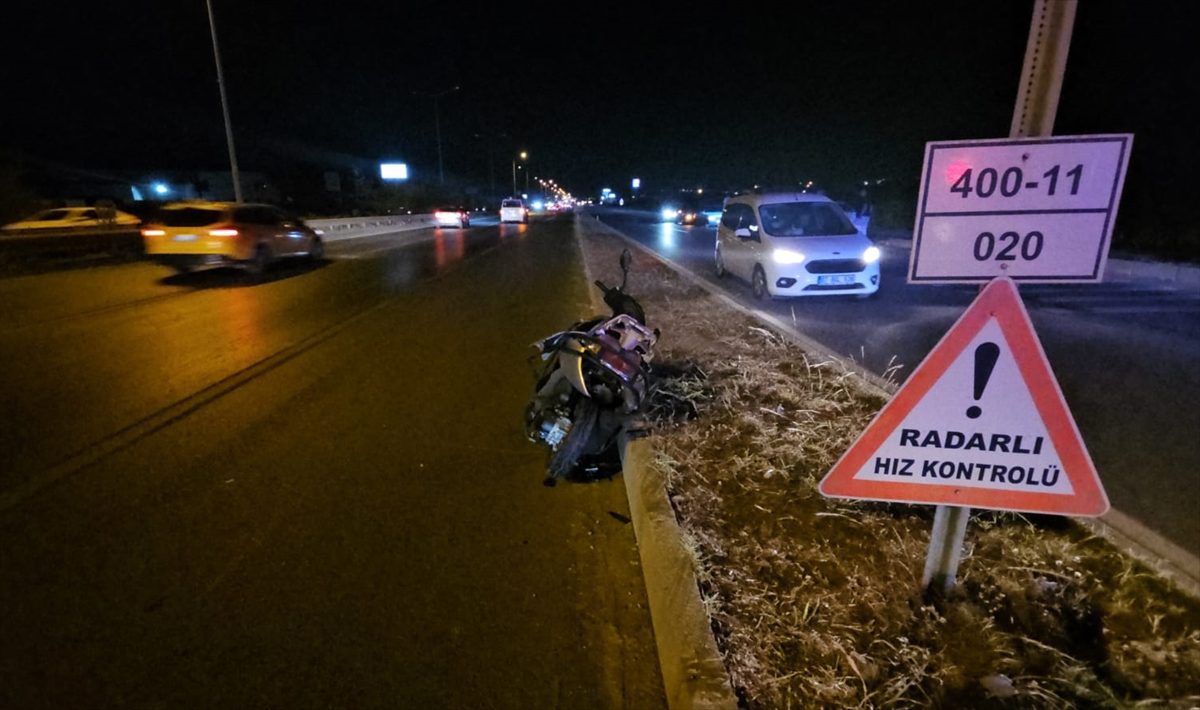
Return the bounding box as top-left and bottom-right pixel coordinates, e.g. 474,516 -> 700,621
714,192 -> 881,299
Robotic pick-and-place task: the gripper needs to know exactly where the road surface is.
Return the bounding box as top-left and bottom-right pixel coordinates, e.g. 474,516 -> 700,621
0,215 -> 665,708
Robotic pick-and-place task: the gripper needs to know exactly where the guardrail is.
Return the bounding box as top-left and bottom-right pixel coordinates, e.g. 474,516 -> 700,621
306,214 -> 435,241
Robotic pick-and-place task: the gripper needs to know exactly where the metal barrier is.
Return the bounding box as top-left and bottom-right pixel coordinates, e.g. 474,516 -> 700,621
306,214 -> 435,241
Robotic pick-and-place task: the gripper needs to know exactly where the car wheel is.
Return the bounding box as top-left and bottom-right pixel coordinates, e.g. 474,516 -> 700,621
246,243 -> 271,278
308,235 -> 324,261
751,265 -> 769,300
714,246 -> 726,278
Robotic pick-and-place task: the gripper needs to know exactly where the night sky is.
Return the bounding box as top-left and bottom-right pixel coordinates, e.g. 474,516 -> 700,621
2,1 -> 1195,202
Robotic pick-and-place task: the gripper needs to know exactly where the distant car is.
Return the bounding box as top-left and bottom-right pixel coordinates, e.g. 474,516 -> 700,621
674,196 -> 724,227
499,198 -> 528,224
714,192 -> 880,299
2,206 -> 141,232
141,201 -> 323,276
658,196 -> 722,226
434,206 -> 471,228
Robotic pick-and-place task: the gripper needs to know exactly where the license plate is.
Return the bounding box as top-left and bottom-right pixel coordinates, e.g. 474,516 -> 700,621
174,234 -> 197,242
817,275 -> 855,285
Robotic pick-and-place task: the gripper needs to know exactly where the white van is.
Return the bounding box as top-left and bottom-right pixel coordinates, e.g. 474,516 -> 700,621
499,198 -> 528,224
714,192 -> 881,299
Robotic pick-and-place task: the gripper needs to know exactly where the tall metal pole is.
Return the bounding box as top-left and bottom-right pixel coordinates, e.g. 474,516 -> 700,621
922,0 -> 1077,598
434,97 -> 444,184
205,0 -> 242,203
511,160 -> 517,196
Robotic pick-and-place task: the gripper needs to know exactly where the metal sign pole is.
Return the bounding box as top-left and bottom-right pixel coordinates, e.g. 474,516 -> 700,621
920,0 -> 1077,597
922,505 -> 971,595
205,0 -> 243,204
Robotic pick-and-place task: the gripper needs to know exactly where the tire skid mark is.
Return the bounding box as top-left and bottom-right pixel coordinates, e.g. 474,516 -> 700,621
1,289 -> 197,334
0,232 -> 517,514
0,297 -> 392,514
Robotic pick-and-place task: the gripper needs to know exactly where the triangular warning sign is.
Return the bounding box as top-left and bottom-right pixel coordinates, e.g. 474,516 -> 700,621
820,277 -> 1108,516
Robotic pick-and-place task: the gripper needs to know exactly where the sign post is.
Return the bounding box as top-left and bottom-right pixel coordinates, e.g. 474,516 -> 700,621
917,0 -> 1085,596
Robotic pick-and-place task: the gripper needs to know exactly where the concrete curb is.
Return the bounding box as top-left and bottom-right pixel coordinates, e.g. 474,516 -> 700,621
619,437 -> 739,710
574,217 -> 739,710
588,212 -> 1200,599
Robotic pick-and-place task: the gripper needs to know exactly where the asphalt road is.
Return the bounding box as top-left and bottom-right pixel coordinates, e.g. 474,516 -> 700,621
597,209 -> 1200,564
0,216 -> 665,708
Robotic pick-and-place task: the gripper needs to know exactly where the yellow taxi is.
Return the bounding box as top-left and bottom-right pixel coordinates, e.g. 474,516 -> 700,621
141,202 -> 324,275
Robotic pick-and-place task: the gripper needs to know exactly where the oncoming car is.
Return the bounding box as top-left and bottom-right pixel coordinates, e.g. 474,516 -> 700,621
499,198 -> 528,224
141,202 -> 324,276
714,193 -> 880,299
2,206 -> 141,232
433,206 -> 471,228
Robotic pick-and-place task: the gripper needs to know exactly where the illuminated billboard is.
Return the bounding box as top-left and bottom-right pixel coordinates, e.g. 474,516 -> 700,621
380,163 -> 409,180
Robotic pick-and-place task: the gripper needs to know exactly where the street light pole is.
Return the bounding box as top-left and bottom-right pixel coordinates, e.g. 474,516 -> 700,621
414,86 -> 459,185
512,151 -> 527,196
434,86 -> 459,185
204,0 -> 242,203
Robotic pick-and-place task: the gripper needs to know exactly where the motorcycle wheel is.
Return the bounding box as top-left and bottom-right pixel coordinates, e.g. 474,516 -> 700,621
547,398 -> 600,481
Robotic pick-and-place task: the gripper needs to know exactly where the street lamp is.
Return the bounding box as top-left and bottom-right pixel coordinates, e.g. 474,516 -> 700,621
413,85 -> 460,184
511,151 -> 527,196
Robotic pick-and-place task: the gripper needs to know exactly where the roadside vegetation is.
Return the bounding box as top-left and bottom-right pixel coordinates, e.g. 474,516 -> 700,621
578,218 -> 1200,708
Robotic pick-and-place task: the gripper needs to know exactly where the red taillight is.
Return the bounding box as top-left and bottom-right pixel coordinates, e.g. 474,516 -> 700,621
208,228 -> 239,237
599,349 -> 638,380
141,228 -> 165,237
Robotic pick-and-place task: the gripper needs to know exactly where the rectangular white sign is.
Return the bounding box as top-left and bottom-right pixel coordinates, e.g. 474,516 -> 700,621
908,135 -> 1132,283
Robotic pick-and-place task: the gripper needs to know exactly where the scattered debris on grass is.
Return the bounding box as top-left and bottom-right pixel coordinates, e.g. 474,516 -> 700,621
578,219 -> 1200,709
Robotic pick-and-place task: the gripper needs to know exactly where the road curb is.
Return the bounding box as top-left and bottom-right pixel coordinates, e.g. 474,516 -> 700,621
588,212 -> 1200,600
575,217 -> 739,710
619,437 -> 740,710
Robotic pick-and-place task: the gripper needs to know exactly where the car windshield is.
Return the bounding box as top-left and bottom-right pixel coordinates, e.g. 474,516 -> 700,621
35,209 -> 71,221
159,207 -> 224,227
501,200 -> 522,208
758,202 -> 858,237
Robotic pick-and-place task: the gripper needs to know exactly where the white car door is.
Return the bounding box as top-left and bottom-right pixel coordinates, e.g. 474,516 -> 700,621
726,203 -> 761,280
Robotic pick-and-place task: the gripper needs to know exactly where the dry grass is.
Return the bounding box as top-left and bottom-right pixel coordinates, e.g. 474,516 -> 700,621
578,222 -> 1200,709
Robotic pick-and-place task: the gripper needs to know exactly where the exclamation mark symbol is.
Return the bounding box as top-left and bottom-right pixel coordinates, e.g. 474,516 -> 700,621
966,342 -> 1000,419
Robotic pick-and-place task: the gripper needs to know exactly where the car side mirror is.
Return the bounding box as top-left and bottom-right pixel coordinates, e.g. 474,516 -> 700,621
735,227 -> 757,241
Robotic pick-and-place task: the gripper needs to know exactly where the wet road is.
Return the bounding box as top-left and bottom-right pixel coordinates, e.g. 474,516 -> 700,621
0,216 -> 665,708
598,210 -> 1200,564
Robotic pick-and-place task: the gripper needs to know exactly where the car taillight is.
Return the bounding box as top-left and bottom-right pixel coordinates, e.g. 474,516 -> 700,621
208,228 -> 239,237
141,228 -> 165,237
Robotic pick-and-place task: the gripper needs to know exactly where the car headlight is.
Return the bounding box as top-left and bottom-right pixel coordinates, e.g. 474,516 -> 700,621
773,248 -> 805,264
661,207 -> 677,220
862,246 -> 881,263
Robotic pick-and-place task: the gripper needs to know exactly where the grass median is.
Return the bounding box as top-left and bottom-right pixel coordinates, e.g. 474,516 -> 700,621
576,217 -> 1200,709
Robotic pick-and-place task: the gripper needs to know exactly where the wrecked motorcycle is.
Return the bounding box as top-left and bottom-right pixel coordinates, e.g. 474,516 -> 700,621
524,249 -> 659,485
